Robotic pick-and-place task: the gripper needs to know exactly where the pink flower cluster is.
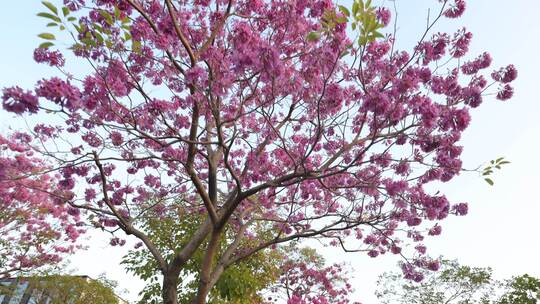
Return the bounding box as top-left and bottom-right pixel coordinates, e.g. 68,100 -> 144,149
33,48 -> 65,67
0,134 -> 83,276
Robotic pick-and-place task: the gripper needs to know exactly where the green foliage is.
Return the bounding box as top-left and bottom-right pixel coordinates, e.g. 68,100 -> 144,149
498,274 -> 540,304
36,1 -> 65,47
376,259 -> 496,304
36,2 -> 135,52
306,31 -> 321,42
482,157 -> 510,186
0,274 -> 119,304
37,12 -> 61,23
121,211 -> 281,304
306,0 -> 384,46
41,1 -> 58,15
352,0 -> 385,45
377,259 -> 540,304
38,33 -> 56,40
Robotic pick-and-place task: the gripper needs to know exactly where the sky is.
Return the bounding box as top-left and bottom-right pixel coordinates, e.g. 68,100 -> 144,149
0,1 -> 539,303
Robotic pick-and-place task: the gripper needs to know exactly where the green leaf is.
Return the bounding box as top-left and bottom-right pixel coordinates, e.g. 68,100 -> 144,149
336,16 -> 348,24
46,22 -> 58,27
37,12 -> 62,23
81,38 -> 96,47
498,161 -> 511,165
359,36 -> 368,46
67,16 -> 77,22
373,31 -> 385,39
132,40 -> 142,53
42,1 -> 58,15
358,0 -> 364,13
69,42 -> 84,51
62,6 -> 70,17
306,31 -> 320,41
365,16 -> 375,31
114,6 -> 121,19
94,23 -> 104,33
39,42 -> 54,49
352,2 -> 359,17
38,33 -> 56,40
99,10 -> 114,26
338,5 -> 350,17
94,31 -> 104,43
484,178 -> 494,186
366,0 -> 372,9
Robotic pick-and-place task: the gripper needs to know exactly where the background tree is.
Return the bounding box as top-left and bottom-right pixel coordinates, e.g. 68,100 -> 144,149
376,259 -> 495,304
376,259 -> 540,304
0,273 -> 120,304
498,274 -> 540,304
265,245 -> 354,304
0,0 -> 517,303
0,134 -> 83,277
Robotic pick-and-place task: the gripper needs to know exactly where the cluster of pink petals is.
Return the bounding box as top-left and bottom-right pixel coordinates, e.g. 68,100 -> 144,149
0,134 -> 83,276
443,0 -> 466,18
33,48 -> 65,67
272,258 -> 354,304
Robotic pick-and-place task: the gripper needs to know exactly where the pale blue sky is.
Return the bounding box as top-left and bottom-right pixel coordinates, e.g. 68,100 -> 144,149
0,1 -> 539,303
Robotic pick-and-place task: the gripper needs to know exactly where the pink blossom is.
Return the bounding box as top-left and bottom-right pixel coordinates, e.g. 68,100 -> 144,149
492,64 -> 518,83
496,84 -> 514,101
461,52 -> 492,75
81,132 -> 103,148
450,28 -> 472,58
444,0 -> 466,18
2,86 -> 39,114
428,224 -> 442,236
33,48 -> 65,67
376,8 -> 392,26
453,203 -> 469,216
110,131 -> 123,146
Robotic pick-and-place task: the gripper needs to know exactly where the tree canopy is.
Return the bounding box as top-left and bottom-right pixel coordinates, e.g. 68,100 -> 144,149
0,0 -> 517,303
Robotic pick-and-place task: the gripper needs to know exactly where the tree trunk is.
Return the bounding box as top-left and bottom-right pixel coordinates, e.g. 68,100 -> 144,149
191,229 -> 222,304
162,273 -> 179,304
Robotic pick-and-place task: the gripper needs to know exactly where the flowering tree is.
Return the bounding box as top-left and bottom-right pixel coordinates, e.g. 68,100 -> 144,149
266,245 -> 354,304
0,134 -> 82,277
1,0 -> 517,303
